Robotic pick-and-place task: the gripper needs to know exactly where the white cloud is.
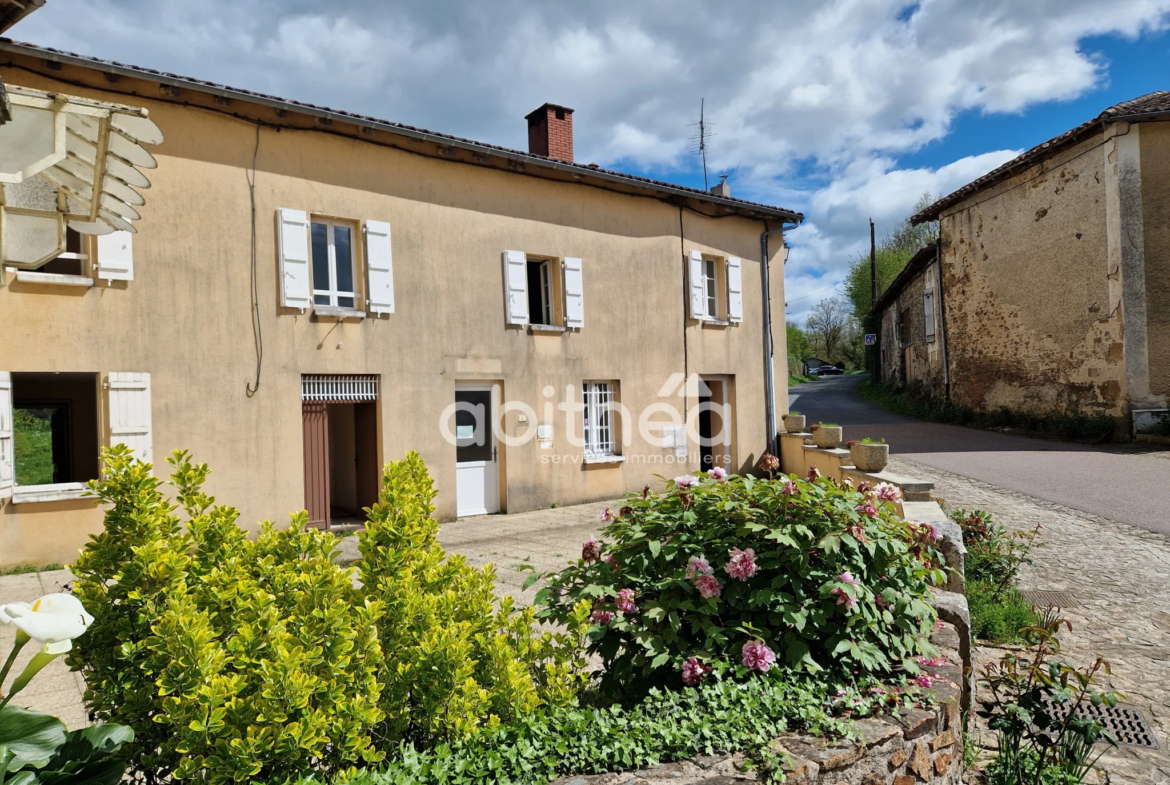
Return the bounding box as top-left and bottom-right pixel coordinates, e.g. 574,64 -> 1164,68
11,0 -> 1170,327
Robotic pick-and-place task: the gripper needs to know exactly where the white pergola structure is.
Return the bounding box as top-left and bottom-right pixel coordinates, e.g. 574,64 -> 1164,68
0,84 -> 163,269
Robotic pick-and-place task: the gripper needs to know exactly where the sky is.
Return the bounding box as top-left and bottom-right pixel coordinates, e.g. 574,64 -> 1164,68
10,0 -> 1170,325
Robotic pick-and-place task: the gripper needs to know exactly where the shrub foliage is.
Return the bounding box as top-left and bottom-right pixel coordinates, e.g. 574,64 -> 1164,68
538,471 -> 944,697
69,447 -> 586,784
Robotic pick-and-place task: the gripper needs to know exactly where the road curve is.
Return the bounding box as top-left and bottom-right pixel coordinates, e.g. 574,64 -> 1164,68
789,374 -> 1170,536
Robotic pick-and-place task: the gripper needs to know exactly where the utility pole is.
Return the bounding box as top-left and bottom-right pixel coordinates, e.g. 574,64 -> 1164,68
869,219 -> 877,376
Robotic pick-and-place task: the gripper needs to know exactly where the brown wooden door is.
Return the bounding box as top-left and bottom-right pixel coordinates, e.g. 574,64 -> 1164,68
354,401 -> 379,511
302,401 -> 330,529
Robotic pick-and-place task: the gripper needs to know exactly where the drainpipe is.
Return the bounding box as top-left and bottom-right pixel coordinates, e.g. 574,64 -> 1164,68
760,221 -> 798,457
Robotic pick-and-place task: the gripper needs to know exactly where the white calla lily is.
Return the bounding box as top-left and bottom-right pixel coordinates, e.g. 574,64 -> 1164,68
0,593 -> 94,653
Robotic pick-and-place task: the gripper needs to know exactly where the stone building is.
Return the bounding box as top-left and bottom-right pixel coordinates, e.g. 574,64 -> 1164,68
872,241 -> 946,398
911,91 -> 1170,432
0,39 -> 800,566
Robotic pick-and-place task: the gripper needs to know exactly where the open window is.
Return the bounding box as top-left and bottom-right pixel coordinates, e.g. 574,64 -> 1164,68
688,251 -> 742,323
9,372 -> 99,502
503,250 -> 584,330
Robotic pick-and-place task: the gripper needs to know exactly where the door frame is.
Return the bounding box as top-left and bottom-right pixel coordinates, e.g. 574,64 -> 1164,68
454,381 -> 503,517
697,375 -> 736,473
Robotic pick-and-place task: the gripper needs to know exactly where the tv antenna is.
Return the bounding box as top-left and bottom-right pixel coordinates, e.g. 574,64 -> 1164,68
689,98 -> 715,190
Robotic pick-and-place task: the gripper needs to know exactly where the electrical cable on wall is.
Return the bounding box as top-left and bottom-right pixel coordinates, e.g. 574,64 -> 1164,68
245,123 -> 264,397
679,207 -> 689,417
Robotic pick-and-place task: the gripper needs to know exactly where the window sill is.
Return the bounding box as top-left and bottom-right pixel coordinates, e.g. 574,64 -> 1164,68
12,482 -> 90,504
528,324 -> 567,334
7,269 -> 94,288
699,317 -> 730,328
583,454 -> 625,465
313,306 -> 366,320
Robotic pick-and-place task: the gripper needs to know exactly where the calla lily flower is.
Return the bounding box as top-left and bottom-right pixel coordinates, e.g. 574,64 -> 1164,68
0,593 -> 94,654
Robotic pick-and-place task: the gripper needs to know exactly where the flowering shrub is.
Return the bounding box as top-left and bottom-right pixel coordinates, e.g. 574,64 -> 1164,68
71,447 -> 588,784
538,471 -> 945,696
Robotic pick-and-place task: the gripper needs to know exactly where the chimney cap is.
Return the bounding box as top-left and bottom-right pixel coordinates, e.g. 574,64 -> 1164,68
525,103 -> 575,121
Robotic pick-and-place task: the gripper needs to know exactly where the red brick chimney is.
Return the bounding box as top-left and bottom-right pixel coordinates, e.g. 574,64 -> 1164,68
526,103 -> 574,162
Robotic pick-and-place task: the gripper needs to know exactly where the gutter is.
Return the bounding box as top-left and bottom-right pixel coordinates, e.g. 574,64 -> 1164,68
0,39 -> 802,223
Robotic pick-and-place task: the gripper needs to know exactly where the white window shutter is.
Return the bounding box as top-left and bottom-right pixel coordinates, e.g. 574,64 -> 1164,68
96,231 -> 134,283
364,220 -> 394,315
278,208 -> 312,310
108,372 -> 152,465
688,250 -> 705,319
727,256 -> 743,323
0,372 -> 12,502
504,250 -> 529,325
563,256 -> 584,329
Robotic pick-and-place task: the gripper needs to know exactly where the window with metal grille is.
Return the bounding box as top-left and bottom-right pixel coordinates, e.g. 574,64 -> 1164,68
583,381 -> 617,457
301,375 -> 379,402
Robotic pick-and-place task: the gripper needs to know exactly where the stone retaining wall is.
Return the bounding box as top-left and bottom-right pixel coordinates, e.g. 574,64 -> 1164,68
551,627 -> 966,785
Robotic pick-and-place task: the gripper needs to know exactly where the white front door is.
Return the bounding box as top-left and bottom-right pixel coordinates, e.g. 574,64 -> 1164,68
455,385 -> 500,516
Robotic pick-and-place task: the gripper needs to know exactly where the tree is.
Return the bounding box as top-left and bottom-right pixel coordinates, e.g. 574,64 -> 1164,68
786,321 -> 810,361
805,296 -> 852,362
843,192 -> 939,321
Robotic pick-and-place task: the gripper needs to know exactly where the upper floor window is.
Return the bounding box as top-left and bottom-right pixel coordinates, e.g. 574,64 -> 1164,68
688,251 -> 743,323
311,219 -> 357,309
527,257 -> 555,326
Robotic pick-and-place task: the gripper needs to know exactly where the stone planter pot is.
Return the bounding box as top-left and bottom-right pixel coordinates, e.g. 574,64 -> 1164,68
782,414 -> 806,432
811,426 -> 842,449
850,442 -> 889,472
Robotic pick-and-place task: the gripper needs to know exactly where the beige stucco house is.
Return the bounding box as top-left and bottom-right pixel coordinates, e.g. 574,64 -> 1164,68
910,92 -> 1170,433
0,39 -> 801,567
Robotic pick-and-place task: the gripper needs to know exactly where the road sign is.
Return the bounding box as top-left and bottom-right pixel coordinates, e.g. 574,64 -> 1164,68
864,334 -> 877,346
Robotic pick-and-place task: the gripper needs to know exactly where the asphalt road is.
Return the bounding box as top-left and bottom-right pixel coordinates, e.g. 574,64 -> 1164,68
789,374 -> 1170,536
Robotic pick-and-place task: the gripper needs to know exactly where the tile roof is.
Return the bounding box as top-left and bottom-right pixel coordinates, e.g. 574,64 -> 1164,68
912,91 -> 1170,225
0,38 -> 803,223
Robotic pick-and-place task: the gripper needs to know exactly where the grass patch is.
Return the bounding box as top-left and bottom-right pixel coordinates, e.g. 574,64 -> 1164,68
788,375 -> 815,386
967,580 -> 1038,644
14,407 -> 56,486
859,380 -> 1116,443
0,562 -> 64,576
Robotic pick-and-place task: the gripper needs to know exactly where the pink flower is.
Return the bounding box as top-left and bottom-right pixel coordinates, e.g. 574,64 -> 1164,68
681,656 -> 712,686
616,588 -> 638,614
741,639 -> 776,673
581,539 -> 601,562
839,571 -> 858,585
917,656 -> 948,667
857,481 -> 871,493
686,555 -> 713,577
724,548 -> 757,581
590,608 -> 615,625
807,466 -> 821,481
759,453 -> 780,472
709,466 -> 728,481
875,482 -> 901,502
601,553 -> 617,567
875,595 -> 888,609
856,502 -> 879,518
694,574 -> 722,599
600,507 -> 615,522
781,480 -> 799,496
925,524 -> 942,541
831,587 -> 858,611
674,474 -> 698,488
915,674 -> 934,688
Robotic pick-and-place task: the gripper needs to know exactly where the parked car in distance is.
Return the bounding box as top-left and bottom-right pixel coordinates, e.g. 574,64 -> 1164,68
816,365 -> 844,376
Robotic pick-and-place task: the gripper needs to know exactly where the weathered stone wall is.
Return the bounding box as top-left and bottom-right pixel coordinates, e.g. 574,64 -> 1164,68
938,133 -> 1127,417
551,626 -> 965,785
877,261 -> 945,398
1140,122 -> 1170,400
